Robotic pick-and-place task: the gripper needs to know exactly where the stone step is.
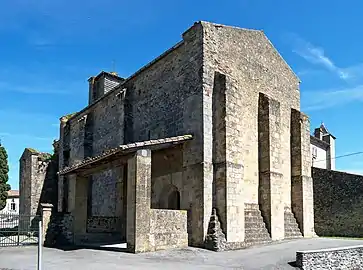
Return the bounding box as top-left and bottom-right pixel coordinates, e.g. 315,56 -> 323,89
245,216 -> 265,222
245,222 -> 268,229
244,204 -> 272,245
245,229 -> 270,235
284,228 -> 302,233
245,209 -> 263,215
245,235 -> 271,242
285,228 -> 301,233
284,222 -> 299,228
244,238 -> 272,245
285,232 -> 303,237
284,211 -> 302,238
244,204 -> 260,211
285,218 -> 300,223
285,234 -> 303,239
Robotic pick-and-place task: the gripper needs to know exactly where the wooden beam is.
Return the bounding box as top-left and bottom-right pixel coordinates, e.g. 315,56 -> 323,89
78,156 -> 128,177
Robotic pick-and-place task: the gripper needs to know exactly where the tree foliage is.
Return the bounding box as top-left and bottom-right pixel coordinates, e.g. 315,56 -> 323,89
0,144 -> 10,210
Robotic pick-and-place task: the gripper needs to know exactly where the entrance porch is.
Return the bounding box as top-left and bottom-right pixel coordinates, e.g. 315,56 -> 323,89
58,135 -> 192,253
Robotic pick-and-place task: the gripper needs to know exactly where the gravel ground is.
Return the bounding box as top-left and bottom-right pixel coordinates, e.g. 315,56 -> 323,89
1,238 -> 363,270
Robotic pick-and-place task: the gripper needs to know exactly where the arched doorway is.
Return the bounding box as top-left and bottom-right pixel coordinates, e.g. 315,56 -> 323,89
159,184 -> 181,210
167,189 -> 180,210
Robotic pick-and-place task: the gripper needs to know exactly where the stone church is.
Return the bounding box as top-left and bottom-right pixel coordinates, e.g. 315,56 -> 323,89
20,21 -> 315,253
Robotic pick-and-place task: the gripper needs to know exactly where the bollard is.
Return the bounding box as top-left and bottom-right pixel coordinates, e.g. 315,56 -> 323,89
37,219 -> 42,270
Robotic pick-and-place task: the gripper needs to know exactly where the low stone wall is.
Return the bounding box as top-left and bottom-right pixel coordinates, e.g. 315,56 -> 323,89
44,213 -> 73,247
149,209 -> 188,251
296,245 -> 363,270
312,167 -> 363,237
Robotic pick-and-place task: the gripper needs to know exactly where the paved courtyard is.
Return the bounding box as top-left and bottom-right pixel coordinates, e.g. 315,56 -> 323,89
1,238 -> 363,270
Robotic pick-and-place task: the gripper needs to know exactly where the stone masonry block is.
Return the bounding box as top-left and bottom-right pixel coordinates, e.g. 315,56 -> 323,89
127,149 -> 152,253
212,72 -> 244,243
258,93 -> 284,241
291,109 -> 315,237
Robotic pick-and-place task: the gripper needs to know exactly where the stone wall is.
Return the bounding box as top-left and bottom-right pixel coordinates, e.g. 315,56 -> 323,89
151,147 -> 183,209
58,22 -> 207,246
149,209 -> 188,250
44,212 -> 74,247
202,22 -> 301,207
19,147 -> 58,217
55,21 -> 314,249
313,167 -> 363,237
296,245 -> 363,270
202,21 -> 313,242
86,216 -> 122,233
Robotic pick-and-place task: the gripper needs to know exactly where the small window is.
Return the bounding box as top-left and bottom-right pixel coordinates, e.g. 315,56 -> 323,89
10,201 -> 16,211
312,147 -> 317,158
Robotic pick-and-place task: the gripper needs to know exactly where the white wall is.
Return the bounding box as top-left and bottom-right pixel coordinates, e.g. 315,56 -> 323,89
311,144 -> 327,169
0,197 -> 20,215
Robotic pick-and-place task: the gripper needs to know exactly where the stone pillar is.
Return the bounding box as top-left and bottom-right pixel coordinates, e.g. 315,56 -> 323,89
73,176 -> 88,238
291,109 -> 315,237
211,72 -> 244,244
67,174 -> 77,213
58,117 -> 68,212
40,203 -> 53,246
258,93 -> 284,241
126,149 -> 152,253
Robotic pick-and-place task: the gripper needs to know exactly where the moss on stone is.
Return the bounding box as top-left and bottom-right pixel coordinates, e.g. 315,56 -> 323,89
63,112 -> 77,120
25,148 -> 53,161
26,148 -> 39,154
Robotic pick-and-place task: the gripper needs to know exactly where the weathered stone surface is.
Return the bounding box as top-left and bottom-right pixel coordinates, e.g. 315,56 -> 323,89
19,146 -> 58,218
202,21 -> 300,207
313,167 -> 363,238
22,21 -> 316,252
126,150 -> 188,253
204,208 -> 227,251
150,209 -> 188,250
44,213 -> 74,247
296,245 -> 363,270
244,203 -> 271,245
86,216 -> 122,233
284,207 -> 303,239
212,72 -> 244,242
41,203 -> 53,245
291,110 -> 315,238
258,93 -> 284,241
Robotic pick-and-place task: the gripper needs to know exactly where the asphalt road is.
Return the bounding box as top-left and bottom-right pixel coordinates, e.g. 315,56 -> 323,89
1,238 -> 363,270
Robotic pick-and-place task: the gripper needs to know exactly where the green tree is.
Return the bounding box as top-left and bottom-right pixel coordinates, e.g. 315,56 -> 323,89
0,143 -> 10,210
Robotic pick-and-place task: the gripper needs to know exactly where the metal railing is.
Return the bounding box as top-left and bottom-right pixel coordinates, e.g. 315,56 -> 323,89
0,213 -> 40,247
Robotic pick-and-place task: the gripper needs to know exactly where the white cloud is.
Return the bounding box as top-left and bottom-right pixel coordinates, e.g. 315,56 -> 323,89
0,132 -> 55,141
0,81 -> 69,95
290,34 -> 357,81
302,85 -> 363,111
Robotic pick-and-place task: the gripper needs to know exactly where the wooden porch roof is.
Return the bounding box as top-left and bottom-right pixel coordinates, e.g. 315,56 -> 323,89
58,134 -> 193,176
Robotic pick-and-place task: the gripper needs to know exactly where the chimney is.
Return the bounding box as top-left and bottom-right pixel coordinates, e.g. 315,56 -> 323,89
314,127 -> 323,140
88,71 -> 125,105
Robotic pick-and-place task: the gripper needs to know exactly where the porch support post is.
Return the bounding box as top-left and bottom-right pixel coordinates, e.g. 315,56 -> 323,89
126,149 -> 152,253
40,203 -> 53,246
72,175 -> 88,243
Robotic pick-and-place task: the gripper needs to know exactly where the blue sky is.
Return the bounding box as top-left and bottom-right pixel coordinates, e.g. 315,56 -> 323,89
1,0 -> 363,189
